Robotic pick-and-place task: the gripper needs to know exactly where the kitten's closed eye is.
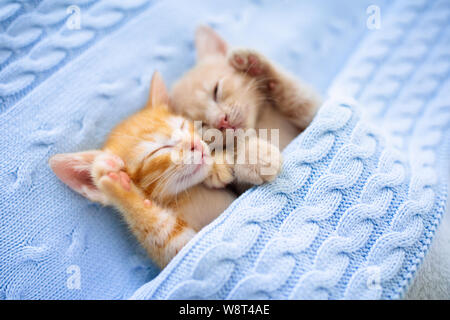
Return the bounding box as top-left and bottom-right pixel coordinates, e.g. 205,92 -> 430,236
213,82 -> 219,102
145,145 -> 173,161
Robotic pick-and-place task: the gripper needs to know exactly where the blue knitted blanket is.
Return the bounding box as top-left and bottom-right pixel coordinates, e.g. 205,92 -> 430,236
0,0 -> 448,299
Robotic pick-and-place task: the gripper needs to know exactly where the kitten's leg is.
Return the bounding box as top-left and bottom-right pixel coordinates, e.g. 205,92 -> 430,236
233,135 -> 282,185
92,154 -> 196,268
229,49 -> 322,131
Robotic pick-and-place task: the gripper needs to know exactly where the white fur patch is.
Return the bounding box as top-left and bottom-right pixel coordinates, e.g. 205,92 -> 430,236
164,227 -> 196,263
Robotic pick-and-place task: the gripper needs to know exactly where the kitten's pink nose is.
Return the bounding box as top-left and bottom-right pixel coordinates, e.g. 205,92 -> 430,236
217,116 -> 235,130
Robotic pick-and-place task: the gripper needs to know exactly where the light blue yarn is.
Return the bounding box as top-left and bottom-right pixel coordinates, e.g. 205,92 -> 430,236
1,0 -> 448,300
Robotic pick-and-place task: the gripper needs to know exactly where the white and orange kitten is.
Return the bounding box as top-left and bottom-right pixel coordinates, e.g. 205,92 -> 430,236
49,72 -> 277,268
171,26 -> 321,156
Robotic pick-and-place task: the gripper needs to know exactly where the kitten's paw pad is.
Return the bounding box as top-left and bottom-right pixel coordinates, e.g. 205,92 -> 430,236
92,153 -> 124,179
204,165 -> 234,189
98,171 -> 131,197
230,49 -> 268,77
92,153 -> 128,193
107,171 -> 131,191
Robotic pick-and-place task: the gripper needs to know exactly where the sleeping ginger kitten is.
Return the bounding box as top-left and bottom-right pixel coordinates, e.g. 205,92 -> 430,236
171,26 -> 321,156
49,72 -> 276,268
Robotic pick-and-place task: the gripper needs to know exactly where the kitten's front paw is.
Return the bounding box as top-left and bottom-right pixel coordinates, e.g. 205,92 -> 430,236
229,49 -> 265,76
234,138 -> 282,185
257,140 -> 282,183
229,49 -> 277,90
204,164 -> 234,189
92,153 -> 124,180
98,170 -> 131,195
92,153 -> 130,198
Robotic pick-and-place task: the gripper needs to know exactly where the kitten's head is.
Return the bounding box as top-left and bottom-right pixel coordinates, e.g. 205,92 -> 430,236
170,26 -> 262,134
50,72 -> 212,204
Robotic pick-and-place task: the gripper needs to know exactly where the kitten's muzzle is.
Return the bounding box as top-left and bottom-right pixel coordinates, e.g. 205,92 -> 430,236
216,115 -> 236,130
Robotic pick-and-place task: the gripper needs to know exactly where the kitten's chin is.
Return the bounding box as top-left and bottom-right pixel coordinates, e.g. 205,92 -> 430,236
170,161 -> 211,195
186,162 -> 211,186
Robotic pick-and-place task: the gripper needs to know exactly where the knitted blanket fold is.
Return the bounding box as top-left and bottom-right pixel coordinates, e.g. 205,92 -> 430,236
1,0 -> 448,300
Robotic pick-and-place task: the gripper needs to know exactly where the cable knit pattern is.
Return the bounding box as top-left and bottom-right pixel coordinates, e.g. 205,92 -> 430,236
228,104 -> 383,300
0,0 -> 152,112
1,0 -> 448,300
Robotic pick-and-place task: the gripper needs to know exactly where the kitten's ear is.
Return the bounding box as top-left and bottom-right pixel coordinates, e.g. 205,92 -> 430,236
195,25 -> 228,61
148,71 -> 169,108
49,150 -> 107,204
